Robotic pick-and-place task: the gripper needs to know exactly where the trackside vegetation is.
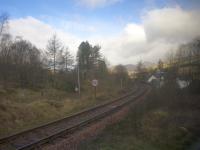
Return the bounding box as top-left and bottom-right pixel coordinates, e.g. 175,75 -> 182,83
0,13 -> 131,138
80,82 -> 200,150
79,38 -> 200,150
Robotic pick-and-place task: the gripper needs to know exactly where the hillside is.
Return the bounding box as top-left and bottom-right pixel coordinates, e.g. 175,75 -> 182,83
125,61 -> 156,72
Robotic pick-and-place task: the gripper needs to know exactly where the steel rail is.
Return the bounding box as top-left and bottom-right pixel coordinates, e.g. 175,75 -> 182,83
0,87 -> 138,143
0,85 -> 148,150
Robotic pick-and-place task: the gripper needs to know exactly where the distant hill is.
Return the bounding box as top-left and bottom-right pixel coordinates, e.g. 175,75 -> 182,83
124,64 -> 137,72
143,61 -> 156,68
125,61 -> 156,72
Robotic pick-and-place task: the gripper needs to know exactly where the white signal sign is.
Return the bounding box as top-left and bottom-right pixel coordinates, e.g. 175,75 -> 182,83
92,79 -> 98,87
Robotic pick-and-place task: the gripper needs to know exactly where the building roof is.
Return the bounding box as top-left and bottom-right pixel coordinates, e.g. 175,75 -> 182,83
148,75 -> 157,83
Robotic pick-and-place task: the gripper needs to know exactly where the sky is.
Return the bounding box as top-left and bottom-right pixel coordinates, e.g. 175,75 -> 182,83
0,0 -> 200,65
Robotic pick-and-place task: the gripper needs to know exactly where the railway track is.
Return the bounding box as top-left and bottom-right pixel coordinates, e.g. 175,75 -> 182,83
0,84 -> 149,150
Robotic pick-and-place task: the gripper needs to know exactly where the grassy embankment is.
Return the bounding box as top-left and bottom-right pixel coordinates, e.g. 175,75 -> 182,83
80,83 -> 200,150
0,80 -> 127,138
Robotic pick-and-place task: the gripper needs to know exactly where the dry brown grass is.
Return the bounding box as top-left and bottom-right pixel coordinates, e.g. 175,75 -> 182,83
0,83 -> 124,138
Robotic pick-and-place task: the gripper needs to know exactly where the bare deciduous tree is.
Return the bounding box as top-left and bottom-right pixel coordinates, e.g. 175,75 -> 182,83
61,49 -> 74,71
46,34 -> 63,74
158,59 -> 164,71
0,13 -> 9,38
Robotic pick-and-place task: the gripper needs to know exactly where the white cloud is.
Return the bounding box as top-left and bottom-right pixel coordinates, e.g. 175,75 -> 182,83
95,7 -> 200,64
76,0 -> 121,8
8,7 -> 200,65
143,7 -> 200,43
9,17 -> 81,55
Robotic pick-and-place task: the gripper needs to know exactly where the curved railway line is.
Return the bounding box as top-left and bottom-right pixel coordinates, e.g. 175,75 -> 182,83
0,84 -> 150,150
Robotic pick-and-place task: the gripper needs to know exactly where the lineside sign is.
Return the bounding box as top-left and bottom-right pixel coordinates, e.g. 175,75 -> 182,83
92,79 -> 98,87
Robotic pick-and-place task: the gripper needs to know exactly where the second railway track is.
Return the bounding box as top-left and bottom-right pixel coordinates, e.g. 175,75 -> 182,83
0,84 -> 149,150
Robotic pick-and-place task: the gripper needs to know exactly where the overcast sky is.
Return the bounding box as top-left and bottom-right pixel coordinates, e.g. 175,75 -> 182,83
1,0 -> 200,65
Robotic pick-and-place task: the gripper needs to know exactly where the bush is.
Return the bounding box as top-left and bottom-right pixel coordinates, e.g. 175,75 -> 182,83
188,79 -> 200,94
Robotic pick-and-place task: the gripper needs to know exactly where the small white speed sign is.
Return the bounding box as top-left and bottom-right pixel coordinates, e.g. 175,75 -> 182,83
92,79 -> 98,87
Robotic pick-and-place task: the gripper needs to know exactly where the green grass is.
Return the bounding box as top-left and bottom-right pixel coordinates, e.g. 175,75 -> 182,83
79,84 -> 200,150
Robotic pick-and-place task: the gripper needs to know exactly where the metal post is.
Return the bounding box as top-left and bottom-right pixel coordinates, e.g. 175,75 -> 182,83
92,79 -> 98,99
94,86 -> 96,99
77,62 -> 81,97
120,78 -> 123,89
